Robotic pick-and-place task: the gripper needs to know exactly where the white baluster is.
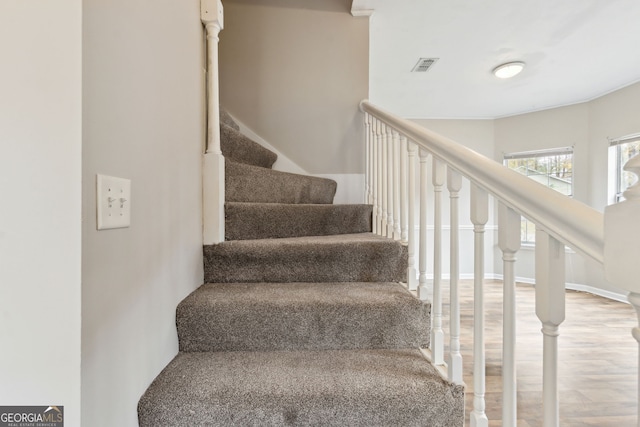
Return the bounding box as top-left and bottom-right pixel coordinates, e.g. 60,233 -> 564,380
535,229 -> 566,427
604,153 -> 640,427
448,168 -> 463,383
407,141 -> 418,291
202,1 -> 225,244
375,120 -> 383,235
470,184 -> 489,427
387,126 -> 395,238
498,203 -> 521,425
400,135 -> 409,244
432,158 -> 445,366
393,131 -> 402,240
371,118 -> 378,234
364,113 -> 371,204
381,123 -> 388,237
418,149 -> 430,300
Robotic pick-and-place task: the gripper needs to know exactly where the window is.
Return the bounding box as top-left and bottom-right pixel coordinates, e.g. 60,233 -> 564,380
504,147 -> 574,243
609,134 -> 640,203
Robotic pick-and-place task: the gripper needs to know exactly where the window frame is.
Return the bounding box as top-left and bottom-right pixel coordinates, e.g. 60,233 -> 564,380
609,133 -> 640,203
503,146 -> 574,244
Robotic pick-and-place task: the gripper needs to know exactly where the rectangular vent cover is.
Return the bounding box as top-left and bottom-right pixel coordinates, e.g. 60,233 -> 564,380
412,58 -> 439,72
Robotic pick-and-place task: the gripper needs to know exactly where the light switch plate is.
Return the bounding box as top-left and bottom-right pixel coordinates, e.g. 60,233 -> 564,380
97,174 -> 131,230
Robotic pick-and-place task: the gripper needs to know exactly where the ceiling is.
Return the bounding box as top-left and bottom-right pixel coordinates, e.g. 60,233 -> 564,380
352,0 -> 640,119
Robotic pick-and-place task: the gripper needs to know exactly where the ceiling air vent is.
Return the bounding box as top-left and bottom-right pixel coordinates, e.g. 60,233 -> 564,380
412,58 -> 439,72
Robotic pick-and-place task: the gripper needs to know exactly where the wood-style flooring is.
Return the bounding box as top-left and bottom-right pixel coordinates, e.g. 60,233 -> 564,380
448,280 -> 638,426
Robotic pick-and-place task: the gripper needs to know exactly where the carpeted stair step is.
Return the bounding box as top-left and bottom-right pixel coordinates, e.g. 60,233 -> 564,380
137,349 -> 464,427
204,233 -> 407,283
220,108 -> 239,131
221,123 -> 278,169
225,202 -> 372,240
177,281 -> 429,352
226,160 -> 337,204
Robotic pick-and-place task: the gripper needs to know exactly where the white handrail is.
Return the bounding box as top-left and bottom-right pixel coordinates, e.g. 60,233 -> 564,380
360,100 -> 604,265
361,99 -> 640,426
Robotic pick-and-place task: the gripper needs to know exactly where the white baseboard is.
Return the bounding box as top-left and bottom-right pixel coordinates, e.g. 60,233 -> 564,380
408,272 -> 629,303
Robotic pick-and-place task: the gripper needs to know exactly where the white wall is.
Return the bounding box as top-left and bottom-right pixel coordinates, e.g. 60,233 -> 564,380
82,0 -> 205,425
0,0 -> 82,424
588,81 -> 640,211
413,90 -> 640,300
489,86 -> 640,298
410,119 -> 497,278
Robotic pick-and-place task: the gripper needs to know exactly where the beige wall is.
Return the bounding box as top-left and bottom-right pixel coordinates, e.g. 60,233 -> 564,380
219,0 -> 369,174
0,0 -> 82,423
491,84 -> 640,296
410,120 -> 497,278
494,103 -> 590,203
589,82 -> 640,211
413,85 -> 640,297
82,0 -> 205,425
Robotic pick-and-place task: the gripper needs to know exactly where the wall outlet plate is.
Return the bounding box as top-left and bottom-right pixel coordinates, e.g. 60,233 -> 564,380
96,174 -> 131,230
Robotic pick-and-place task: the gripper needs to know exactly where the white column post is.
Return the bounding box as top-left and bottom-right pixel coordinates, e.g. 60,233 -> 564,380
604,154 -> 640,427
418,149 -> 430,300
387,126 -> 395,237
364,113 -> 371,204
381,123 -> 389,237
400,135 -> 409,244
202,0 -> 225,244
393,131 -> 402,240
431,158 -> 445,366
535,229 -> 566,427
370,118 -> 378,234
374,119 -> 383,235
407,141 -> 418,291
470,184 -> 489,427
498,203 -> 521,425
448,168 -> 463,383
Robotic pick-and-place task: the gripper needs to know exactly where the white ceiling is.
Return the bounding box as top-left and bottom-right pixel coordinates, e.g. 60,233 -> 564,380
353,0 -> 640,119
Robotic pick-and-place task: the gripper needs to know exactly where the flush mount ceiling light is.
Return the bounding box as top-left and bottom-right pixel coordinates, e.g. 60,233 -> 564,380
493,61 -> 525,79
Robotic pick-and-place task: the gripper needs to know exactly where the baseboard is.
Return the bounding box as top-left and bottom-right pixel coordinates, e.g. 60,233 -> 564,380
409,272 -> 629,304
509,275 -> 629,304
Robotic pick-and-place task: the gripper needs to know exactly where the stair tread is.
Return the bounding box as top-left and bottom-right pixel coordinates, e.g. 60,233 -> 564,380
226,160 -> 336,204
225,202 -> 372,240
177,281 -> 430,352
203,233 -> 407,283
221,123 -> 278,169
211,231 -> 400,248
138,349 -> 464,427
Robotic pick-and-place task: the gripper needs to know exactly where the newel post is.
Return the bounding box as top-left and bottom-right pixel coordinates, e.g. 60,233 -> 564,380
202,0 -> 225,244
604,154 -> 640,427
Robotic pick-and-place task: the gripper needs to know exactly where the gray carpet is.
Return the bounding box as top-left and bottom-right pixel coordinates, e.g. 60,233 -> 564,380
204,233 -> 407,283
220,108 -> 239,131
226,160 -> 337,204
225,202 -> 372,240
138,108 -> 464,426
177,281 -> 430,352
138,349 -> 464,427
221,123 -> 278,168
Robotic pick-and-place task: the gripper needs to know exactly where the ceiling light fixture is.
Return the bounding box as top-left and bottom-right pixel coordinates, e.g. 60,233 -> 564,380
493,61 -> 525,79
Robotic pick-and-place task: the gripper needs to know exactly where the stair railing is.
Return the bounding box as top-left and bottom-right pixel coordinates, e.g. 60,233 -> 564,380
202,0 -> 225,244
360,100 -> 640,427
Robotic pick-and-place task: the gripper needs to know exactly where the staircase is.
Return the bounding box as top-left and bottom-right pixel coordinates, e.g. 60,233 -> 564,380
137,111 -> 464,426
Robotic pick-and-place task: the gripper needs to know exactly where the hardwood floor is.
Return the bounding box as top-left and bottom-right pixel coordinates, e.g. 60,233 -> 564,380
448,280 -> 638,426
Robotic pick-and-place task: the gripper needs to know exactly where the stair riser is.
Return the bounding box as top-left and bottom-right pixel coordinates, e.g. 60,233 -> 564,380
225,203 -> 372,240
177,282 -> 429,352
